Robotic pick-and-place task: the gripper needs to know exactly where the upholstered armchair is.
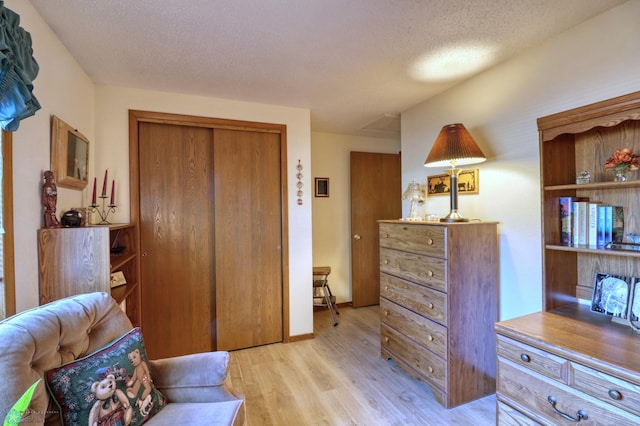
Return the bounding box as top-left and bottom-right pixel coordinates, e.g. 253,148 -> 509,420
0,292 -> 245,425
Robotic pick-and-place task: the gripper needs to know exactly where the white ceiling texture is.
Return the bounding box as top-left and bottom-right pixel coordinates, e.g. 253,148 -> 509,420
30,0 -> 627,137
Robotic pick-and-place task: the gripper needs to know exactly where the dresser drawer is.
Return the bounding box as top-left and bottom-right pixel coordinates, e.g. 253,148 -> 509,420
497,400 -> 542,426
380,247 -> 447,292
498,358 -> 640,425
572,362 -> 640,417
381,322 -> 446,391
380,297 -> 446,358
379,222 -> 446,258
497,335 -> 567,383
380,273 -> 447,325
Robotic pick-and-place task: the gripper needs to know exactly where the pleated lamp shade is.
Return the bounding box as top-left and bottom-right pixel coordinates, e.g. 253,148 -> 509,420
424,123 -> 486,168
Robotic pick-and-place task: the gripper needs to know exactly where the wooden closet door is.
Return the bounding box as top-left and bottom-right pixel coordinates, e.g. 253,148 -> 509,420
213,129 -> 283,351
137,120 -> 284,358
139,122 -> 215,359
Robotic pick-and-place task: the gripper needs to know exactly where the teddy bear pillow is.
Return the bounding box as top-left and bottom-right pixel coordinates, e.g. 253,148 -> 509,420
45,327 -> 167,425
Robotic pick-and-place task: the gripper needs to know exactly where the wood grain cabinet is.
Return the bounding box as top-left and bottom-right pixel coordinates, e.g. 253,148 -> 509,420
378,220 -> 498,408
38,224 -> 141,327
496,310 -> 640,425
495,91 -> 640,424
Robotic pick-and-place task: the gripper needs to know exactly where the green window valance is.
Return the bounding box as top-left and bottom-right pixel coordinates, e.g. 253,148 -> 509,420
0,1 -> 40,132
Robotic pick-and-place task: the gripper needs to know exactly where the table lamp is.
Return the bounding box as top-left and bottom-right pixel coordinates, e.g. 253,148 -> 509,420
402,180 -> 425,221
424,123 -> 486,222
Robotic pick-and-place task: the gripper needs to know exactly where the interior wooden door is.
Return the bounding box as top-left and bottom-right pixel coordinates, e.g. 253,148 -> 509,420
138,122 -> 215,359
213,129 -> 283,351
350,152 -> 401,307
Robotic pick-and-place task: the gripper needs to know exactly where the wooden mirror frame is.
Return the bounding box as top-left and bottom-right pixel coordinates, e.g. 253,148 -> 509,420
51,115 -> 89,190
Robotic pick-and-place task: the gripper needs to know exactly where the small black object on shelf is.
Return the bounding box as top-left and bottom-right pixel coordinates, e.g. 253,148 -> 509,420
60,210 -> 82,227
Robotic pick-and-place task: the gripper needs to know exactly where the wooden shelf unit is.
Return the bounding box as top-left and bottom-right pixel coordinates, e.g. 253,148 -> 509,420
109,223 -> 141,327
38,223 -> 141,327
495,91 -> 640,424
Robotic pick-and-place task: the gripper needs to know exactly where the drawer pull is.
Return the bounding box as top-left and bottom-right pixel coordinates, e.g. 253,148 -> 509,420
427,270 -> 434,277
520,353 -> 531,363
384,259 -> 389,265
428,302 -> 434,309
383,233 -> 389,238
384,286 -> 389,291
547,396 -> 588,422
384,310 -> 390,317
427,238 -> 434,245
383,337 -> 389,343
608,389 -> 622,400
428,366 -> 434,373
427,334 -> 434,341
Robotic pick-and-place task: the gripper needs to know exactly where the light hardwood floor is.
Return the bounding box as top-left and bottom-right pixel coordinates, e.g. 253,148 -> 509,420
228,305 -> 496,425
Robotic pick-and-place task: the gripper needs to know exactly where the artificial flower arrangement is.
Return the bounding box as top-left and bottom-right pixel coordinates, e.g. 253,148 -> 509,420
604,147 -> 640,173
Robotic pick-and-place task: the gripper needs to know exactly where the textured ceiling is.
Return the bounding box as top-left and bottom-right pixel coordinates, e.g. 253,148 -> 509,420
29,0 -> 627,137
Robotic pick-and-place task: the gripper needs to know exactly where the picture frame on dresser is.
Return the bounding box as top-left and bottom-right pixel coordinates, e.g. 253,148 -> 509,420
628,280 -> 640,323
590,272 -> 631,319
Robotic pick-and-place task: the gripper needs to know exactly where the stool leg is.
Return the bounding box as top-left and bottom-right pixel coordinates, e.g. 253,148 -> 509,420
322,284 -> 338,326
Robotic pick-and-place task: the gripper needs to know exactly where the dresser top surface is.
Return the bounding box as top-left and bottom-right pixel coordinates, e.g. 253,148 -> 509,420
378,220 -> 499,225
496,305 -> 640,377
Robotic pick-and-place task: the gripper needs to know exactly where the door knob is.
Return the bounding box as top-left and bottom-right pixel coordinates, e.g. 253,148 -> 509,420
353,234 -> 361,240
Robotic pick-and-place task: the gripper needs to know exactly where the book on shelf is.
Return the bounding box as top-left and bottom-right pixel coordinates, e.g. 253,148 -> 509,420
597,204 -> 607,248
559,196 -> 589,247
604,205 -> 613,245
574,201 -> 589,246
588,202 -> 600,247
613,206 -> 624,243
559,197 -> 575,246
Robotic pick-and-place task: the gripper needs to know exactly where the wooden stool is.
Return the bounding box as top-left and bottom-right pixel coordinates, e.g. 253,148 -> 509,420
313,266 -> 338,325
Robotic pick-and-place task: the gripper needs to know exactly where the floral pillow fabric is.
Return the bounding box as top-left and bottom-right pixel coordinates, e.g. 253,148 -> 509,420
45,327 -> 167,425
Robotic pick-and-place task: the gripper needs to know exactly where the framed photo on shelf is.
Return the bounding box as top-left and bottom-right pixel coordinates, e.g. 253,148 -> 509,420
628,279 -> 640,324
590,272 -> 631,319
427,169 -> 479,196
315,177 -> 329,197
110,271 -> 127,288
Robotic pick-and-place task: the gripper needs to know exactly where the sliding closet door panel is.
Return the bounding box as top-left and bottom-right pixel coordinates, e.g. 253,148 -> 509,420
213,129 -> 283,351
139,122 -> 214,359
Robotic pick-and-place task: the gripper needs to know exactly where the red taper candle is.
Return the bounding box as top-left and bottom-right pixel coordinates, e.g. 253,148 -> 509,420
101,169 -> 108,197
91,177 -> 97,204
110,180 -> 115,205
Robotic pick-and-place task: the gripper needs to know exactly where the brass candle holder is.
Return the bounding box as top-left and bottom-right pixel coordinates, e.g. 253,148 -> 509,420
90,195 -> 116,225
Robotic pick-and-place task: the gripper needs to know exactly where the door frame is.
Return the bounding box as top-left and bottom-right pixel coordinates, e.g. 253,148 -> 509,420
128,109 -> 291,342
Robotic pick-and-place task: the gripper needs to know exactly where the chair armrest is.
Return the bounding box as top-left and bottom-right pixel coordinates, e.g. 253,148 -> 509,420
150,351 -> 243,403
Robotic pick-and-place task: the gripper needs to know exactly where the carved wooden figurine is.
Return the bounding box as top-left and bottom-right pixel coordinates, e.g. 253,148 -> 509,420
43,170 -> 61,228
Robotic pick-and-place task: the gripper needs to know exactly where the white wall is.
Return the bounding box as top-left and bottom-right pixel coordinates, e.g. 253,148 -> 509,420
94,86 -> 313,337
7,0 -> 95,311
401,0 -> 640,320
311,132 -> 400,303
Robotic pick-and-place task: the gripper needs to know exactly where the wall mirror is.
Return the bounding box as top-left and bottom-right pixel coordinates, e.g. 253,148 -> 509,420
51,115 -> 89,190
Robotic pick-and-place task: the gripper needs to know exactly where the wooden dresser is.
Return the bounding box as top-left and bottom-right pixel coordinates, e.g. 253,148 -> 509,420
378,220 -> 498,408
496,306 -> 640,425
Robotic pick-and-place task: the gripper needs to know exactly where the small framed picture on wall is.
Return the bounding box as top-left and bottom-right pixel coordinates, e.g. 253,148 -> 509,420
315,178 -> 329,197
